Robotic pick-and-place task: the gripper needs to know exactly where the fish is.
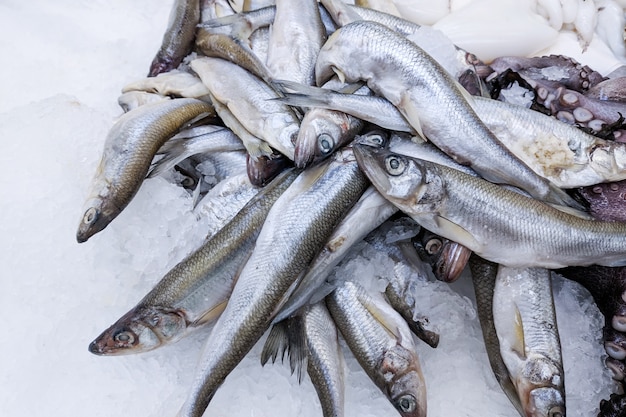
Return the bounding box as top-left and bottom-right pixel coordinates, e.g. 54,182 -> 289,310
190,56 -> 299,160
87,168 -> 297,355
353,144 -> 626,268
195,30 -> 276,87
176,147 -> 368,417
265,0 -> 326,85
315,20 -> 580,209
122,70 -> 211,99
274,185 -> 398,322
279,83 -> 626,188
493,266 -> 565,417
262,302 -> 346,417
148,126 -> 245,179
148,0 -> 200,77
326,279 -> 427,417
412,227 -> 471,284
76,98 -> 215,243
468,255 -> 524,416
117,91 -> 171,112
363,216 -> 441,348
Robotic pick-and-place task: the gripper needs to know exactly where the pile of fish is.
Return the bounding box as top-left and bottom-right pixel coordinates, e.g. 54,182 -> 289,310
77,0 -> 626,416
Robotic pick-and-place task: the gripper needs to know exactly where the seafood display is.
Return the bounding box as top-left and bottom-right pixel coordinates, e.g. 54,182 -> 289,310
66,0 -> 626,416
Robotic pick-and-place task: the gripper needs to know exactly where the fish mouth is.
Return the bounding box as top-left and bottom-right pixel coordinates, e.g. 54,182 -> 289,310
435,242 -> 472,283
353,144 -> 393,193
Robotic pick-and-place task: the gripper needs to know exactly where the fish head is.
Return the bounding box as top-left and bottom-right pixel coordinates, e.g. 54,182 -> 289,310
526,387 -> 565,417
355,129 -> 390,149
295,110 -> 344,168
88,306 -> 187,355
413,229 -> 471,283
353,144 -> 444,213
381,346 -> 427,417
76,193 -> 122,243
517,357 -> 565,417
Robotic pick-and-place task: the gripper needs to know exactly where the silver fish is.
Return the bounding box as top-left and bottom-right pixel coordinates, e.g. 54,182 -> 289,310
326,279 -> 427,417
354,144 -> 626,268
176,147 -> 368,417
274,185 -> 398,322
87,169 -> 297,355
122,70 -> 210,99
190,56 -> 298,160
117,91 -> 171,113
266,0 -> 326,85
76,98 -> 215,243
149,0 -> 200,77
493,266 -> 565,417
468,255 -> 524,416
262,302 -> 346,417
280,84 -> 626,188
315,20 -> 578,209
148,126 -> 245,178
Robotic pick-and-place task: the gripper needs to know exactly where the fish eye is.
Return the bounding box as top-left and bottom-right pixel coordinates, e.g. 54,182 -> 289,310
83,207 -> 98,225
548,407 -> 564,417
318,133 -> 334,154
395,394 -> 417,413
367,133 -> 385,146
114,331 -> 135,345
385,155 -> 406,176
425,238 -> 442,255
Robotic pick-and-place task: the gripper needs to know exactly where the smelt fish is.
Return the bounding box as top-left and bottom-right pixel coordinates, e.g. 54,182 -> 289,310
493,266 -> 565,417
262,302 -> 346,417
354,145 -> 626,268
88,169 -> 297,355
469,255 -> 524,416
176,147 -> 368,417
315,20 -> 579,208
76,98 -> 215,243
326,280 -> 427,417
149,0 -> 200,77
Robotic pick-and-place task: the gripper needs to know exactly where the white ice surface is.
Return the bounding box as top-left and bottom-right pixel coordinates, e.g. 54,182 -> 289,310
0,1 -> 619,417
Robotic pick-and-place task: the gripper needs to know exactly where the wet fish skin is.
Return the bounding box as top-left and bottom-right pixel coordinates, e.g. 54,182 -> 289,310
353,144 -> 626,268
195,30 -> 276,87
149,0 -> 200,77
88,169 -> 297,355
263,303 -> 346,417
190,56 -> 299,160
176,147 -> 368,417
493,266 -> 565,417
303,302 -> 346,417
266,0 -> 326,85
122,70 -> 210,99
315,20 -> 578,209
274,185 -> 398,322
76,98 -> 215,243
326,280 -> 427,417
468,255 -> 524,416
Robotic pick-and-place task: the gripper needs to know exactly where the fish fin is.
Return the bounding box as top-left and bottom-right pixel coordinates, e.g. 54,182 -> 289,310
433,215 -> 481,252
261,316 -> 308,383
544,184 -> 587,211
148,138 -> 193,178
512,306 -> 526,359
193,300 -> 228,325
356,289 -> 404,341
454,78 -> 477,107
332,66 -> 346,84
399,94 -> 425,140
547,203 -> 594,220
